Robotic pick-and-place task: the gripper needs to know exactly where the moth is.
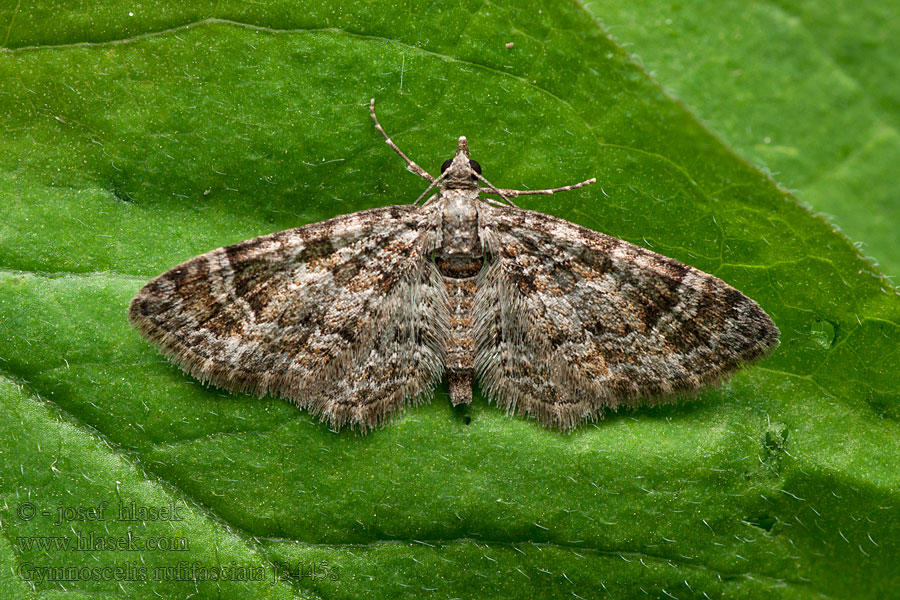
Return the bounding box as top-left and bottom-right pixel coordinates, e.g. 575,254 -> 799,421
129,99 -> 779,432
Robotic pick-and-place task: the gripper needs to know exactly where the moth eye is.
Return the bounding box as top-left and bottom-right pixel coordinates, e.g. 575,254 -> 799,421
440,159 -> 453,173
469,160 -> 481,175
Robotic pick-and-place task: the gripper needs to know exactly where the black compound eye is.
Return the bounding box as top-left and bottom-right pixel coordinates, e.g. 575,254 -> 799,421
469,160 -> 481,175
440,159 -> 453,173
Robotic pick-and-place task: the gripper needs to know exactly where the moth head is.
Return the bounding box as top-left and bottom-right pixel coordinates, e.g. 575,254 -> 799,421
440,136 -> 481,189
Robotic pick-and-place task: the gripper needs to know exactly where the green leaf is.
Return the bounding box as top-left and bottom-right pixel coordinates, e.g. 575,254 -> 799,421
583,0 -> 900,279
1,2 -> 897,599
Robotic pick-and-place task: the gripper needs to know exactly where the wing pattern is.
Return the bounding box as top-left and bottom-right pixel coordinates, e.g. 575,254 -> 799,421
129,204 -> 448,431
475,204 -> 779,429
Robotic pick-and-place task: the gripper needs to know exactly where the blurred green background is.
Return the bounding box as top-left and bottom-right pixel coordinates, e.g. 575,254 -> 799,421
587,0 -> 900,280
0,2 -> 897,599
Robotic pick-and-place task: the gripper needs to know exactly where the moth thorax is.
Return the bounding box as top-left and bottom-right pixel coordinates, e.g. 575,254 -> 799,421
434,191 -> 483,278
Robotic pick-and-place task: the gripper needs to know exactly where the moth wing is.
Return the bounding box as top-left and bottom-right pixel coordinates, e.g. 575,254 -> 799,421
129,204 -> 448,432
475,204 -> 779,430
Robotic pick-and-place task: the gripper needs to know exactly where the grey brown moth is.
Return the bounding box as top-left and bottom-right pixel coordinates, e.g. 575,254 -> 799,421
129,99 -> 779,432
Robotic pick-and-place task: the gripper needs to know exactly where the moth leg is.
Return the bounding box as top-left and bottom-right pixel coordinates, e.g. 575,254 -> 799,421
414,169 -> 450,205
493,177 -> 597,198
370,98 -> 436,183
481,197 -> 510,208
420,193 -> 440,207
474,172 -> 518,207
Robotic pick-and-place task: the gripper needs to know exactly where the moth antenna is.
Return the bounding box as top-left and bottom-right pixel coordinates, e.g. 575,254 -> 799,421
495,177 -> 597,198
370,98 -> 436,183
